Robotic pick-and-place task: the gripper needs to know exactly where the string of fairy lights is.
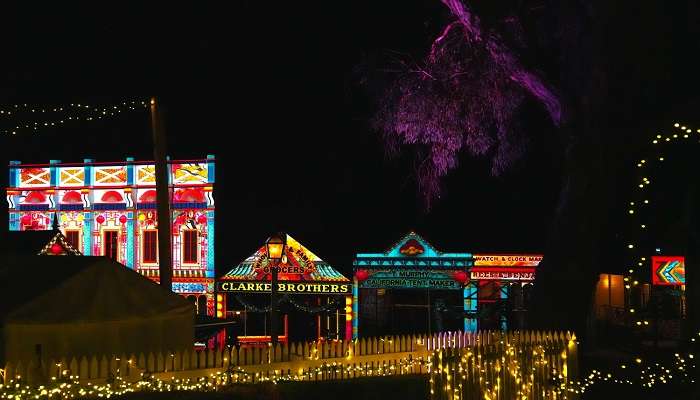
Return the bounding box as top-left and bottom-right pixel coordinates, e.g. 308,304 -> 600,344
234,294 -> 342,314
623,121 -> 699,326
0,99 -> 149,135
0,352 -> 430,399
0,332 -> 696,399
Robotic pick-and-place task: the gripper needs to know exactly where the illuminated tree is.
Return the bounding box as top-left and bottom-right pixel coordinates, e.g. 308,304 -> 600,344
372,0 -> 561,208
372,0 -> 606,333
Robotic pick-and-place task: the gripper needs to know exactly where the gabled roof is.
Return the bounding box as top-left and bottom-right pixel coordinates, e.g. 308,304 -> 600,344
37,230 -> 82,256
0,256 -> 191,323
353,231 -> 472,269
220,234 -> 349,283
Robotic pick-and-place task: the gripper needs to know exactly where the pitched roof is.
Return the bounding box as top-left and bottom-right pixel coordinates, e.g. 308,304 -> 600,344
220,233 -> 349,283
0,256 -> 192,323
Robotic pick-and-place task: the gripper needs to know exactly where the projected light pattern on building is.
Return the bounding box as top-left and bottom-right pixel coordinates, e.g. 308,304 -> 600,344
7,156 -> 216,315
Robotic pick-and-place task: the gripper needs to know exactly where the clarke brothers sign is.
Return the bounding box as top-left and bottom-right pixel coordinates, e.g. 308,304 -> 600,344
218,281 -> 352,295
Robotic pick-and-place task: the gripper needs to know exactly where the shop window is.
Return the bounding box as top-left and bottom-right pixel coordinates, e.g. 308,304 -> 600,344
65,230 -> 80,249
183,230 -> 198,264
103,230 -> 119,260
143,230 -> 158,263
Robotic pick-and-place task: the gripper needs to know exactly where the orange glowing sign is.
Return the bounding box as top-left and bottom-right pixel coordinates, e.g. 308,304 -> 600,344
473,254 -> 543,267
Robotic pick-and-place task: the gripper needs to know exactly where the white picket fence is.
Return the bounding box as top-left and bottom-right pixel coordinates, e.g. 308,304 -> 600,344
3,330 -> 578,397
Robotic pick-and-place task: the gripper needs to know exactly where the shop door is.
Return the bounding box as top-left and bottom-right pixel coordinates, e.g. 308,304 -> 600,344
478,281 -> 505,330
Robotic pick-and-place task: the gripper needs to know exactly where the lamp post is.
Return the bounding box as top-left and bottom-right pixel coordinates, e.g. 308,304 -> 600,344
266,232 -> 286,345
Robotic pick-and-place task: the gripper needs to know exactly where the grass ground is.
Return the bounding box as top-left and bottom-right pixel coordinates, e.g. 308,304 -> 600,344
119,375 -> 430,400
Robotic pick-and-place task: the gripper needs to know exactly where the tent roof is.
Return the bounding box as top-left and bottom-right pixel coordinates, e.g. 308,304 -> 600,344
0,256 -> 192,323
220,234 -> 349,283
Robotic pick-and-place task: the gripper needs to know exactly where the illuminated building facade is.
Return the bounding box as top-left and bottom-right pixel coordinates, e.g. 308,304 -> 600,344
218,233 -> 353,342
7,156 -> 216,315
353,232 -> 541,338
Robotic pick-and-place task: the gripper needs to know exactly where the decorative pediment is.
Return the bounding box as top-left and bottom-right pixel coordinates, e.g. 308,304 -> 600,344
38,230 -> 82,256
384,231 -> 440,258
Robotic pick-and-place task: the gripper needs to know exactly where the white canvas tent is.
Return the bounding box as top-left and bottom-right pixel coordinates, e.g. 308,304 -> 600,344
0,256 -> 194,365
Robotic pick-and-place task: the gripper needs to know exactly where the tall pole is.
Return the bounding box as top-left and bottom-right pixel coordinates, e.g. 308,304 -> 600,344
150,97 -> 172,291
270,264 -> 279,344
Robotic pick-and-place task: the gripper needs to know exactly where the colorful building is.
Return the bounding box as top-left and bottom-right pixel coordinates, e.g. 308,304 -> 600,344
7,157 -> 216,315
353,232 -> 541,338
217,234 -> 352,342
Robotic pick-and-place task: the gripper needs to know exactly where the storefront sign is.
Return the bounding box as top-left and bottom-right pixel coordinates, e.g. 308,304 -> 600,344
652,256 -> 685,286
358,269 -> 461,289
218,281 -> 351,294
470,268 -> 535,281
251,237 -> 317,277
473,254 -> 543,267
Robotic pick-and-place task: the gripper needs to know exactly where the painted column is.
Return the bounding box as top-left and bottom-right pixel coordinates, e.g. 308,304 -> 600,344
126,211 -> 134,268
123,158 -> 135,268
8,161 -> 20,187
83,159 -> 94,256
206,155 -> 215,280
83,212 -> 92,255
9,212 -> 19,231
49,160 -> 60,187
49,160 -> 60,220
206,210 -> 215,278
500,282 -> 509,331
8,161 -> 20,231
345,295 -> 353,340
352,279 -> 359,339
463,281 -> 478,332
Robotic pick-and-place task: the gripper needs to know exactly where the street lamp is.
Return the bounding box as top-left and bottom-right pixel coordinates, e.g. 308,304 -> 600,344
266,232 -> 286,345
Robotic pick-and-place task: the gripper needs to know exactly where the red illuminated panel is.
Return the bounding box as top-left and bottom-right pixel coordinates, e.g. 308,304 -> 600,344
652,256 -> 685,286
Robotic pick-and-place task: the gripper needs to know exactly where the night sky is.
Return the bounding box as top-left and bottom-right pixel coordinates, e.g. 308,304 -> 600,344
1,1 -> 698,278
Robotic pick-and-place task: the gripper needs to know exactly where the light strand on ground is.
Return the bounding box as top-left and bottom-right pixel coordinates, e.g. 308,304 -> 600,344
0,100 -> 149,135
0,355 -> 431,399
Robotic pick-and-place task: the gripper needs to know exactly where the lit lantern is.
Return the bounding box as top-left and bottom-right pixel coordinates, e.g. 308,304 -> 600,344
50,243 -> 63,255
355,269 -> 369,282
119,215 -> 127,224
96,215 -> 105,224
20,214 -> 32,225
266,233 -> 287,262
453,271 -> 468,284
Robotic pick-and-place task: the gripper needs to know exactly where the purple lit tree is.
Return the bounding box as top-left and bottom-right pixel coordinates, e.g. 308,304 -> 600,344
373,0 -> 561,209
373,0 -> 610,332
